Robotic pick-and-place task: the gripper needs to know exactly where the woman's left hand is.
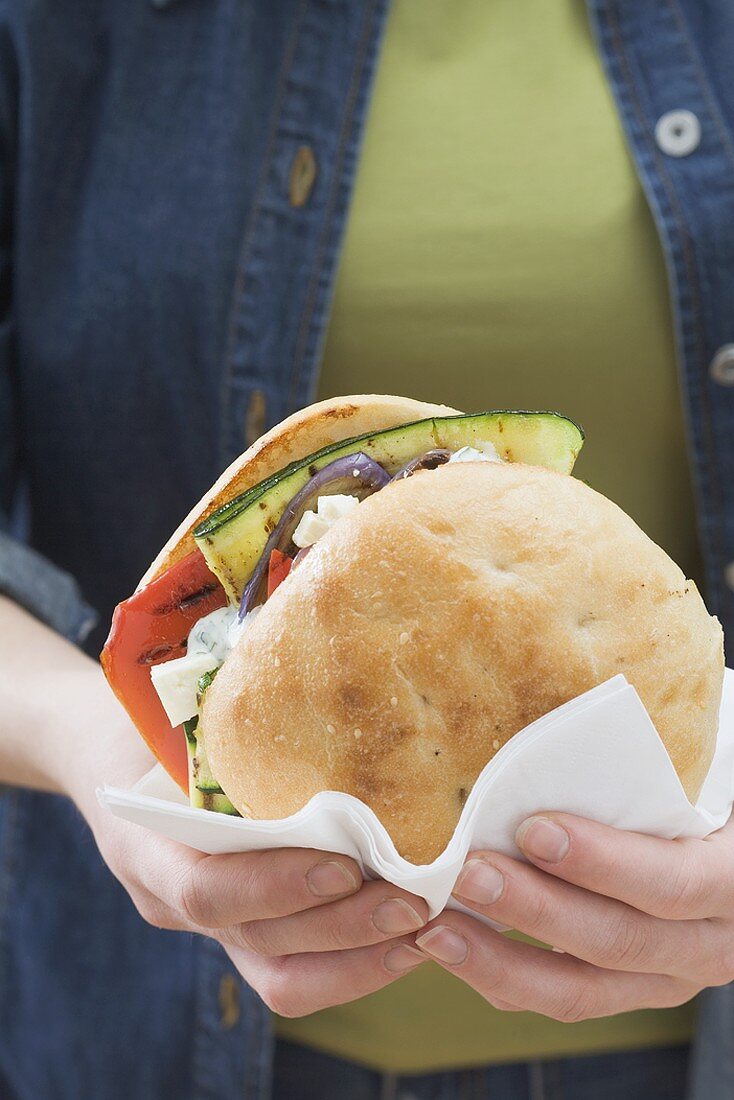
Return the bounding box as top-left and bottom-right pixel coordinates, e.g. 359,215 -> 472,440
414,812 -> 734,1020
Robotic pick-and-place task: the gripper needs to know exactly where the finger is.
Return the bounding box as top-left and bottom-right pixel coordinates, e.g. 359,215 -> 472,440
100,823 -> 199,932
136,835 -> 362,929
414,914 -> 699,1022
224,935 -> 427,1017
221,880 -> 429,956
452,851 -> 723,984
514,813 -> 731,920
131,888 -> 201,933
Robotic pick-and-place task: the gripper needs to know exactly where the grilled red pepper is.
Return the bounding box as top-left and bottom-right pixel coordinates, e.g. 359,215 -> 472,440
267,548 -> 293,598
101,551 -> 226,791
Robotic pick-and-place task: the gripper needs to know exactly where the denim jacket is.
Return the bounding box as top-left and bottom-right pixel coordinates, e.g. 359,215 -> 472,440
0,2 -> 733,1097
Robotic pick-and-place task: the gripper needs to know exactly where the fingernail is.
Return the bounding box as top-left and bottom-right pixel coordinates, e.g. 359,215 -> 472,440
306,860 -> 359,897
372,898 -> 425,935
453,859 -> 504,905
384,943 -> 426,974
415,926 -> 468,966
516,817 -> 570,863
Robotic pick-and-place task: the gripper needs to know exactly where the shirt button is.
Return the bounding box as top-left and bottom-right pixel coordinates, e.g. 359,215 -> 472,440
654,110 -> 701,157
709,345 -> 734,386
218,973 -> 240,1030
289,145 -> 317,207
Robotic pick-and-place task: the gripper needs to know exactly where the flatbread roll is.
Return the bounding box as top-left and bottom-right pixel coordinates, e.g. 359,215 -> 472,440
203,461 -> 724,864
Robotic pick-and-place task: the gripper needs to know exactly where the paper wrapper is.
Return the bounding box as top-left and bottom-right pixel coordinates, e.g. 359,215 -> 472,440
100,670 -> 734,919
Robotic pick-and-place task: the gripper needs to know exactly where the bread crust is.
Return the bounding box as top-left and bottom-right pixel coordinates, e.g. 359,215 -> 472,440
202,461 -> 724,865
139,394 -> 456,588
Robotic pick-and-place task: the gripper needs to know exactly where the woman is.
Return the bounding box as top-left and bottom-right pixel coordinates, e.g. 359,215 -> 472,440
1,1 -> 733,1098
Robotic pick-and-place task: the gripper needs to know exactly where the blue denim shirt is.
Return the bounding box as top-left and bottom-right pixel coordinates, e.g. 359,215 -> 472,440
0,2 -> 733,1097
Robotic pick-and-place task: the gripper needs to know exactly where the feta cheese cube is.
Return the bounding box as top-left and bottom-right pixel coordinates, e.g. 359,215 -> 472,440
150,651 -> 218,727
292,509 -> 331,548
316,494 -> 360,522
293,493 -> 361,547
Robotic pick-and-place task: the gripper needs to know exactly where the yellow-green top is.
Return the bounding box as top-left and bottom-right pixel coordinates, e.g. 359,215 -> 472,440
277,0 -> 698,1074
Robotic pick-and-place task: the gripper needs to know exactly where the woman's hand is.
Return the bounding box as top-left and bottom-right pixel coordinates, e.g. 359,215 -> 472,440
90,824 -> 429,1019
414,812 -> 734,1020
0,599 -> 428,1018
71,675 -> 429,1018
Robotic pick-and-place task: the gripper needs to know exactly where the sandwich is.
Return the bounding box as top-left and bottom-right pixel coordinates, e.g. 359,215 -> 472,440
102,394 -> 724,864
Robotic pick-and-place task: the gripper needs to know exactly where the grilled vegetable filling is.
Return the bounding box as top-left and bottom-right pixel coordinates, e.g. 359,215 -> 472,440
149,410 -> 584,812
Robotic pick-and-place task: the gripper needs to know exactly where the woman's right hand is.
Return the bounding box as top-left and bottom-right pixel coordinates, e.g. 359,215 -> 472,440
91,810 -> 430,1018
2,602 -> 431,1012
0,598 -> 429,1018
75,687 -> 430,1016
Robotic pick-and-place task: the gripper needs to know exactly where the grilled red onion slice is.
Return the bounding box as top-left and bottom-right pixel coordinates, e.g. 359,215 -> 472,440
391,448 -> 451,481
238,452 -> 390,619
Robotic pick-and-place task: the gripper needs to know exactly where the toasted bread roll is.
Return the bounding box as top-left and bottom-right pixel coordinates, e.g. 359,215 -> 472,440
203,461 -> 724,864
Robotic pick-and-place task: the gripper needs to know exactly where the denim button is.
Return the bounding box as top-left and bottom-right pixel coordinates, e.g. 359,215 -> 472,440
709,345 -> 734,386
289,146 -> 318,207
218,973 -> 240,1029
654,110 -> 701,157
725,563 -> 734,592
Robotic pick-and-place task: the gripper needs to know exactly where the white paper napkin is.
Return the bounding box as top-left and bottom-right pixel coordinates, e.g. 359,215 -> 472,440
100,669 -> 734,919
